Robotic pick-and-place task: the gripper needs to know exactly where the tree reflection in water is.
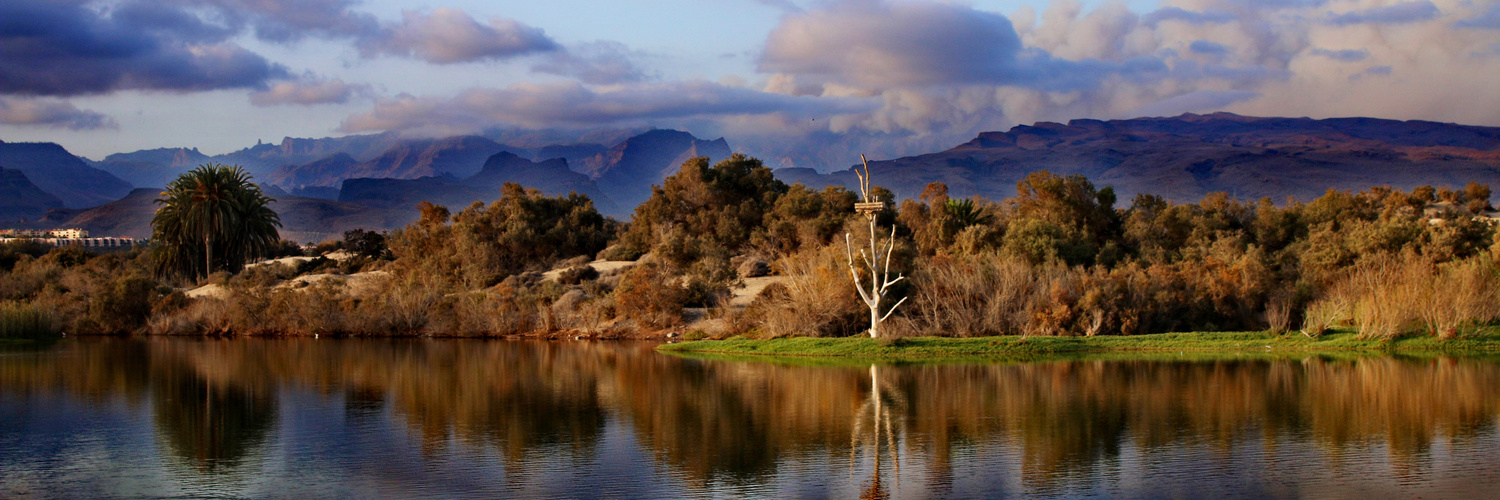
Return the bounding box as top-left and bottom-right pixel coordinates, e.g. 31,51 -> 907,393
2,339 -> 1500,497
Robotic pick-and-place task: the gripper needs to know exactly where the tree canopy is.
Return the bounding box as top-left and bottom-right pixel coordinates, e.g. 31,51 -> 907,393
151,164 -> 281,279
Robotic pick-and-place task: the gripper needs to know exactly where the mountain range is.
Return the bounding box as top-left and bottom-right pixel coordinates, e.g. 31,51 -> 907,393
777,113 -> 1500,203
5,113 -> 1500,243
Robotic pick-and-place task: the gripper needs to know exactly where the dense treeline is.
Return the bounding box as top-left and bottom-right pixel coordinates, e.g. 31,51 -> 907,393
2,155 -> 1497,339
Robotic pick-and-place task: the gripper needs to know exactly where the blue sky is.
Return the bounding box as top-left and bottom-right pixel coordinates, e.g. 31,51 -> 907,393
1,0 -> 1497,170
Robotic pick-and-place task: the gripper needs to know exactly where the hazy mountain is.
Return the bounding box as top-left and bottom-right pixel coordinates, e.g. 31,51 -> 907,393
0,167 -> 64,222
578,129 -> 732,209
346,136 -> 515,181
267,153 -> 359,189
219,132 -> 402,175
93,133 -> 403,190
536,143 -> 608,171
270,136 -> 518,189
34,188 -> 412,244
0,141 -> 133,208
775,113 -> 1500,204
340,151 -> 621,215
93,147 -> 211,188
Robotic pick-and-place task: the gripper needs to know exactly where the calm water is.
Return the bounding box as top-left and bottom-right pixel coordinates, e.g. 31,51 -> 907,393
3,339 -> 1500,499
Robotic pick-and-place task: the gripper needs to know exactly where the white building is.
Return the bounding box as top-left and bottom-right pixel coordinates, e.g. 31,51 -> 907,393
49,228 -> 88,238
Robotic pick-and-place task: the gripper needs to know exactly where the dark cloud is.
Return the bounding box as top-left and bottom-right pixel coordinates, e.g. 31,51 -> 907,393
360,8 -> 558,64
1328,1 -> 1439,26
339,80 -> 876,135
1350,66 -> 1393,80
759,1 -> 1025,88
0,0 -> 287,96
1310,48 -> 1369,62
249,75 -> 367,106
0,96 -> 116,130
1142,7 -> 1236,27
1190,40 -> 1230,55
532,41 -> 650,85
1456,5 -> 1500,29
206,0 -> 380,43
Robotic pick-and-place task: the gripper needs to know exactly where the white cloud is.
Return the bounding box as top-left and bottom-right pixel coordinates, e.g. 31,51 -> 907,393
0,96 -> 116,130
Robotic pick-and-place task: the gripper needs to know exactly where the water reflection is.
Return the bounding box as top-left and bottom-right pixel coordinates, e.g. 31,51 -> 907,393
1,339 -> 1499,498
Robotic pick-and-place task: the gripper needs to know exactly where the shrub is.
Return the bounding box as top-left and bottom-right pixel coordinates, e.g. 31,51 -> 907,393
557,265 -> 600,285
747,245 -> 863,337
613,263 -> 684,329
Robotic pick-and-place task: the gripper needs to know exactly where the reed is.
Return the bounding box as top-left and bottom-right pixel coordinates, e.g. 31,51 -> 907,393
0,301 -> 59,339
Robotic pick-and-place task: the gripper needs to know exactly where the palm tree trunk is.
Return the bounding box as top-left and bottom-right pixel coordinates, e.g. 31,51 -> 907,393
204,234 -> 212,279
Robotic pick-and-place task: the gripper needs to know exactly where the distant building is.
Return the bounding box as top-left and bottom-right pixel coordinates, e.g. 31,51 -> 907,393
50,228 -> 88,238
0,228 -> 137,249
0,228 -> 90,238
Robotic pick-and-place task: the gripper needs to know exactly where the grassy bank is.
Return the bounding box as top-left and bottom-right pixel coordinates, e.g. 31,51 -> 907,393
657,329 -> 1500,360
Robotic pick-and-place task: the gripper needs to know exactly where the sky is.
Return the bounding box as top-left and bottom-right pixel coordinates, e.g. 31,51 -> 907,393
1,0 -> 1498,171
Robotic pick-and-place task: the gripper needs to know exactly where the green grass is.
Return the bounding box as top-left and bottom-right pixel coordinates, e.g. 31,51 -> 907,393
656,329 -> 1500,362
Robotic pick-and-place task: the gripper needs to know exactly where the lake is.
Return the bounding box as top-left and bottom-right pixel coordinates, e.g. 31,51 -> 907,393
2,338 -> 1499,498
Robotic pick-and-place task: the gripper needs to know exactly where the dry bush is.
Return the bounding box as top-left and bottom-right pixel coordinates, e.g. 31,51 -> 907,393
1418,258 -> 1500,338
557,265 -> 599,285
1314,254 -> 1500,339
1300,292 -> 1349,337
431,289 -> 541,337
263,283 -> 349,335
149,298 -> 233,335
612,262 -> 685,329
1264,295 -> 1293,335
748,245 -> 863,337
553,289 -> 617,334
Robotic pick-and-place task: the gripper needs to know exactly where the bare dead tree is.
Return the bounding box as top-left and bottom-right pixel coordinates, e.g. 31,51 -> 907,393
846,154 -> 907,338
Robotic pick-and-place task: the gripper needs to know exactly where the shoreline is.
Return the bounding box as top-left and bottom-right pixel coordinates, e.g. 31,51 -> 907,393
656,330 -> 1500,360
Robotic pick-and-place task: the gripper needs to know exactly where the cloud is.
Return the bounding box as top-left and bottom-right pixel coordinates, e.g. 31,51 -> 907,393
1310,48 -> 1369,62
0,96 -> 116,130
1350,66 -> 1393,80
1456,5 -> 1500,29
1190,40 -> 1230,55
0,0 -> 287,96
753,0 -> 803,13
1127,90 -> 1259,118
758,1 -> 1168,93
532,41 -> 651,85
207,0 -> 380,43
338,80 -> 876,136
249,75 -> 368,106
361,8 -> 558,64
1142,7 -> 1236,27
1328,1 -> 1440,26
759,1 -> 1027,88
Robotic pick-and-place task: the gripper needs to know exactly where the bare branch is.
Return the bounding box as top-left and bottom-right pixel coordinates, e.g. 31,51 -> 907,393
879,295 -> 909,323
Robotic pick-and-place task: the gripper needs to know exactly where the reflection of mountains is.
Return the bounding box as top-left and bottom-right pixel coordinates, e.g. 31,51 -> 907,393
3,340 -> 1500,493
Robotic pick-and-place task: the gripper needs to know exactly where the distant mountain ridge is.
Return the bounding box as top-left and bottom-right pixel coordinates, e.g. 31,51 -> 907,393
0,167 -> 63,222
92,147 -> 211,189
579,129 -> 732,209
18,113 -> 1500,242
339,152 -> 621,215
0,141 -> 133,208
775,113 -> 1500,204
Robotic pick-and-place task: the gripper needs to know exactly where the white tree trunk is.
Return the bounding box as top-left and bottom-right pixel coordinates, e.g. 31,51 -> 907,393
845,154 -> 907,338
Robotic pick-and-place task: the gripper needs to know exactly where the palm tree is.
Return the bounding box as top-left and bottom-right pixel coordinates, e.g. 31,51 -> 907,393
152,164 -> 282,279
